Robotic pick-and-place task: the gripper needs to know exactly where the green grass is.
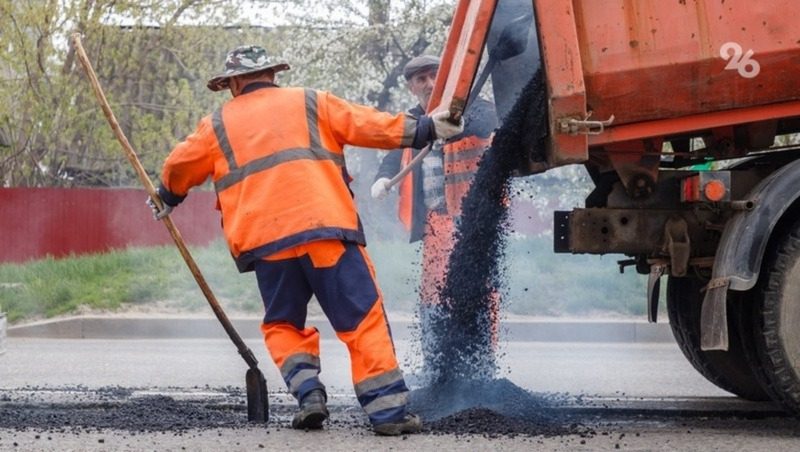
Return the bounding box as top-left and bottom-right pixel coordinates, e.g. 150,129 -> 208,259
0,236 -> 653,324
369,235 -> 651,318
503,237 -> 649,316
0,240 -> 260,323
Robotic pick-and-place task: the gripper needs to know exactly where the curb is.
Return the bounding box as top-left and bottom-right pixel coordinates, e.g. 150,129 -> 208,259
0,312 -> 6,355
7,316 -> 675,343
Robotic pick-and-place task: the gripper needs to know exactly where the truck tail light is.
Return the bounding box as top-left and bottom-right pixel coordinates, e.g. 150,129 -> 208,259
704,179 -> 727,201
682,175 -> 700,202
681,172 -> 731,203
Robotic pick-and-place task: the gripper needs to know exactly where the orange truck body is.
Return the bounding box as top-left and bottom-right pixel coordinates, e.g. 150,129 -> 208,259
433,0 -> 800,169
535,0 -> 800,166
432,0 -> 800,408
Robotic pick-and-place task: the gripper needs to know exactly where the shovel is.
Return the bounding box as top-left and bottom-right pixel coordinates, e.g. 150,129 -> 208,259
71,33 -> 269,423
466,13 -> 532,111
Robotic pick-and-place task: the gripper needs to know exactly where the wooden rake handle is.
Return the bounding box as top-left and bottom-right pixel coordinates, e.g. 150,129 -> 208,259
71,33 -> 259,369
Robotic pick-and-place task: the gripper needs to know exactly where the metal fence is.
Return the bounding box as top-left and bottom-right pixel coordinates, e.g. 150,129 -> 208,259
0,187 -> 222,264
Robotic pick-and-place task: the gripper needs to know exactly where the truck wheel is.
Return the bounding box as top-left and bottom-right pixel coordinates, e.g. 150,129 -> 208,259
750,219 -> 800,413
667,276 -> 770,401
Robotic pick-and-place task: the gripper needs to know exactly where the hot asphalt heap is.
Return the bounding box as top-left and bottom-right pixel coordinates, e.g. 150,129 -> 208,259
421,69 -> 548,384
407,70 -> 581,437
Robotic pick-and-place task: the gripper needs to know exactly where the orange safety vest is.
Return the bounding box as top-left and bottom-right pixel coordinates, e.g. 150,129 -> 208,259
397,149 -> 415,232
161,86 -> 418,272
443,134 -> 493,217
396,134 -> 493,226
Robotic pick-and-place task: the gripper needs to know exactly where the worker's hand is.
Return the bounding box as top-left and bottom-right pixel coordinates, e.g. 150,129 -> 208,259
145,196 -> 173,221
431,110 -> 464,140
371,177 -> 391,199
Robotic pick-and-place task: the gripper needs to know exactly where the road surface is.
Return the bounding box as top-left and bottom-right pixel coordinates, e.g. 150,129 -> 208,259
1,335 -> 798,450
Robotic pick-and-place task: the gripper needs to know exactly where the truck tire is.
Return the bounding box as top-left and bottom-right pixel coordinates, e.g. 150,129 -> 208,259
667,276 -> 769,401
749,219 -> 800,413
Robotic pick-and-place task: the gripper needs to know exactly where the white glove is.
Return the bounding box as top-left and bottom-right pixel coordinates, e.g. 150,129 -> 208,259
371,177 -> 391,199
146,196 -> 173,220
431,110 -> 464,140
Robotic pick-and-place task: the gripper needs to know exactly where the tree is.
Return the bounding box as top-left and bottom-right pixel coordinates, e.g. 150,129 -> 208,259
0,0 -> 455,188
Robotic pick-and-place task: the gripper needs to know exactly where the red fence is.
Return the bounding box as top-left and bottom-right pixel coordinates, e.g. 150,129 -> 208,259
0,188 -> 222,264
0,187 -> 557,264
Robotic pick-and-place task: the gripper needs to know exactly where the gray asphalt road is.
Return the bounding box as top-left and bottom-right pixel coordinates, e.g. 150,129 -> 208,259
1,337 -> 725,396
2,337 -> 798,451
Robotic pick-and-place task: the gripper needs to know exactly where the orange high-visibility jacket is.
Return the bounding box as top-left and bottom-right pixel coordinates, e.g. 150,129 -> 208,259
160,85 -> 420,272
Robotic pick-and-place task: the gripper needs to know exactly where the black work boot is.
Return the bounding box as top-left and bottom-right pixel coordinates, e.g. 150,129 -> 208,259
292,389 -> 329,430
373,413 -> 423,436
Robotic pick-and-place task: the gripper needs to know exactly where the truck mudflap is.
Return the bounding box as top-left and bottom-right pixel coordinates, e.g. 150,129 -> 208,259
701,157 -> 800,351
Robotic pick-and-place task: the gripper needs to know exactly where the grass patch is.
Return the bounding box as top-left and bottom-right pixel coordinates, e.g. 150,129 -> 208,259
503,236 -> 648,317
0,240 -> 260,323
369,235 -> 650,318
0,236 -> 654,324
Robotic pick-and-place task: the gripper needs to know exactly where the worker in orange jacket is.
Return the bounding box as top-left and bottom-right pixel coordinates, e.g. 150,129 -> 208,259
147,45 -> 463,435
371,55 -> 499,366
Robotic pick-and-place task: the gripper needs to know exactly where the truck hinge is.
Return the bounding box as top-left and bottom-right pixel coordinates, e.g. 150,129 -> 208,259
663,217 -> 690,277
558,113 -> 615,136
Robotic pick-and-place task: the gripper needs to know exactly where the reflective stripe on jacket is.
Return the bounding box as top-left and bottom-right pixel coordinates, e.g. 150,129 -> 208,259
161,85 -> 419,271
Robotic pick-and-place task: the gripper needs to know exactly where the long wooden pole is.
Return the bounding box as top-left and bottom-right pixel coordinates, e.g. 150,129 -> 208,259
385,143 -> 432,189
71,33 -> 259,369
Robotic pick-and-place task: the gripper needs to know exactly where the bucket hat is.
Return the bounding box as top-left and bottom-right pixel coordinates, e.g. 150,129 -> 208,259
207,45 -> 289,91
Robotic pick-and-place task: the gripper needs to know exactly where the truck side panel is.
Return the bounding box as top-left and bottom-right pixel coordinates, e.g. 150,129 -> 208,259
535,0 -> 800,163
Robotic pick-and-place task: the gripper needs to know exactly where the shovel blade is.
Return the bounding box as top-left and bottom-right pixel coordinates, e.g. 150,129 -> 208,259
246,367 -> 270,423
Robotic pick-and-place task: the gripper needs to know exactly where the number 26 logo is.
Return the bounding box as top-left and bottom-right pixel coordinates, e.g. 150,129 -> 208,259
720,42 -> 760,79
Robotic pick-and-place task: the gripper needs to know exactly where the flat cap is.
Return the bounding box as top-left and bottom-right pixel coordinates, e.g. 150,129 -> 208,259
403,55 -> 441,80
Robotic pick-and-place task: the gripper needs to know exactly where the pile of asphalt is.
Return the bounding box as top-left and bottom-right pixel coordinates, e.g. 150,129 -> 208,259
406,70 -> 582,438
405,69 -> 581,436
411,378 -> 587,438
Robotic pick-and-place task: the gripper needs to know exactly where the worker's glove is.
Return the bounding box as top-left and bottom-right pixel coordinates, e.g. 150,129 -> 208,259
145,196 -> 173,221
371,177 -> 391,199
431,110 -> 464,140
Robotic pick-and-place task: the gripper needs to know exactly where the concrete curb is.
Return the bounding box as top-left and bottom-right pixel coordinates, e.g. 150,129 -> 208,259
0,312 -> 6,355
7,316 -> 676,343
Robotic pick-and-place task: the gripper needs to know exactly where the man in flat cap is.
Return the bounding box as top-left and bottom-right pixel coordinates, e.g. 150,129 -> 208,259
149,45 -> 466,435
371,55 -> 499,373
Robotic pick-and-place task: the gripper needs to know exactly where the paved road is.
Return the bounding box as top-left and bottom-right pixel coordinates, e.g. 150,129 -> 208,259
1,337 -> 726,396
2,336 -> 798,450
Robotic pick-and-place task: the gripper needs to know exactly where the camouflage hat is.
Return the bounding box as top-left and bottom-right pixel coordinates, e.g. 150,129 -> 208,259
403,55 -> 440,80
207,45 -> 290,91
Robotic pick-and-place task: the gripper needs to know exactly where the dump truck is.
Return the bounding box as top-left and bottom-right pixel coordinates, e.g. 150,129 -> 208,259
431,0 -> 800,413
